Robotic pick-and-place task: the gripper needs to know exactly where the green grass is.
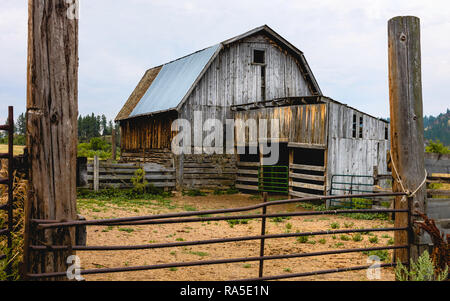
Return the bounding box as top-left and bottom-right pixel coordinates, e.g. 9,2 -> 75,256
318,238 -> 326,244
243,264 -> 252,269
369,236 -> 379,244
352,233 -> 363,242
330,222 -> 340,229
362,250 -> 390,262
340,235 -> 351,241
189,251 -> 209,257
118,227 -> 135,233
296,236 -> 309,243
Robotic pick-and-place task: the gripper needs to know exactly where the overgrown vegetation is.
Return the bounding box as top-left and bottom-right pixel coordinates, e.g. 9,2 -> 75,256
425,140 -> 450,154
0,163 -> 26,281
77,137 -> 119,160
395,250 -> 448,281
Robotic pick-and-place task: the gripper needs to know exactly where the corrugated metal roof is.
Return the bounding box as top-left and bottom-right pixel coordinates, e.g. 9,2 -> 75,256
129,44 -> 221,117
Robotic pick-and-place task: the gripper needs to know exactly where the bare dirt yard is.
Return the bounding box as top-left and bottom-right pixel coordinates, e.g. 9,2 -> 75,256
76,192 -> 396,281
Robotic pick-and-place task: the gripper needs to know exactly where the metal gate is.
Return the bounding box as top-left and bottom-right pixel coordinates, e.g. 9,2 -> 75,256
258,165 -> 289,194
330,174 -> 375,208
0,106 -> 15,280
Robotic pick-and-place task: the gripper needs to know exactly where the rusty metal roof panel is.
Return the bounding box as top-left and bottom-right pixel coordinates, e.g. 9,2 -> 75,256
129,44 -> 221,117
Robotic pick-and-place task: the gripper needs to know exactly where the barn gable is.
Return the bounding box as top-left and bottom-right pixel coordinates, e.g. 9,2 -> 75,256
116,25 -> 321,121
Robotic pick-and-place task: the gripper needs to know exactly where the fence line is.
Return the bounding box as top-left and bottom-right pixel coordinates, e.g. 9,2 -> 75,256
27,191 -> 411,280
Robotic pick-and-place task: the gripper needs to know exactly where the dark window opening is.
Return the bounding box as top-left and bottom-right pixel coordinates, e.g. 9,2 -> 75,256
253,49 -> 265,64
385,126 -> 389,140
352,114 -> 357,138
261,66 -> 266,101
359,116 -> 363,139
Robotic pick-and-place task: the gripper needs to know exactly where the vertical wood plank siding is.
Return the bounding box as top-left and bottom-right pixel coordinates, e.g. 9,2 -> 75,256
234,104 -> 328,145
120,111 -> 178,152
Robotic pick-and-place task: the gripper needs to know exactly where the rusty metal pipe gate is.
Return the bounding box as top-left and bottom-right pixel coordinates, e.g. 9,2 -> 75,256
0,106 -> 14,279
26,191 -> 411,280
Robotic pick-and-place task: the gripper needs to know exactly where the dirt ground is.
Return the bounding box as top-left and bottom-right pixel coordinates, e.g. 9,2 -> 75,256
76,192 -> 396,281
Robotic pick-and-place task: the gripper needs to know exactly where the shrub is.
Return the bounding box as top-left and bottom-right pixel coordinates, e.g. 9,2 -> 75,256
296,236 -> 309,243
425,140 -> 450,154
395,250 -> 448,281
330,222 -> 340,229
369,236 -> 379,244
131,168 -> 148,194
352,233 -> 363,242
363,250 -> 390,262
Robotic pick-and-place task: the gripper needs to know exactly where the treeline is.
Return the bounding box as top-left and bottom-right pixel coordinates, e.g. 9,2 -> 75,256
0,113 -> 119,145
78,113 -> 119,142
424,109 -> 449,147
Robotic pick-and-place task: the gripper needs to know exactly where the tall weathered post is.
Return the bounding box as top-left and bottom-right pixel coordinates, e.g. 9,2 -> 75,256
24,0 -> 79,279
388,16 -> 426,265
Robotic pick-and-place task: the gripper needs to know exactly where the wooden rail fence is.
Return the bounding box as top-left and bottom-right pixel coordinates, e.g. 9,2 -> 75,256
79,156 -> 176,191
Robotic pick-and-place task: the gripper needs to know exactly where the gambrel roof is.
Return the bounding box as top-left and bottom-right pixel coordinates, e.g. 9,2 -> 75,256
116,25 -> 321,121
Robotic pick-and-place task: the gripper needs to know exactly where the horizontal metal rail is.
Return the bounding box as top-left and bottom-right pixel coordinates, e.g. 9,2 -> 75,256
0,228 -> 9,236
29,227 -> 408,251
0,153 -> 8,159
0,124 -> 10,131
33,192 -> 407,229
0,254 -> 6,260
237,262 -> 403,281
0,178 -> 9,185
0,204 -> 8,211
26,245 -> 408,279
33,209 -> 408,227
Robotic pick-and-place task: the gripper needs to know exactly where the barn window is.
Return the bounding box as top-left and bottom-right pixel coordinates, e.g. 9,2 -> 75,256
253,49 -> 265,64
359,116 -> 364,138
385,126 -> 389,140
352,114 -> 357,138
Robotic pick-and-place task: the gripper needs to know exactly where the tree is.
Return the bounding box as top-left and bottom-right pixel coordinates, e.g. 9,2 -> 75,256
16,113 -> 26,136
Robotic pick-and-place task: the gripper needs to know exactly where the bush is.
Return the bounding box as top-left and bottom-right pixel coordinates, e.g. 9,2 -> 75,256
425,140 -> 450,154
395,250 -> 448,281
131,168 -> 148,194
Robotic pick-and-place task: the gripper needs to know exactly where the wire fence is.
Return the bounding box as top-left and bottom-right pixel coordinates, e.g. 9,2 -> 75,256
26,191 -> 410,280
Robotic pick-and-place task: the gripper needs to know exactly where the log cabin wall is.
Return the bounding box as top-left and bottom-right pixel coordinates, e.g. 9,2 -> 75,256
119,111 -> 178,167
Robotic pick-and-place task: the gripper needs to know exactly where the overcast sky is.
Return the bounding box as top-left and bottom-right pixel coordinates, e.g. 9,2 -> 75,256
0,0 -> 449,124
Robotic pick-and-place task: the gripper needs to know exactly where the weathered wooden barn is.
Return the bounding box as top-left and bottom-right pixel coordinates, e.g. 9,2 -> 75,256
115,25 -> 390,197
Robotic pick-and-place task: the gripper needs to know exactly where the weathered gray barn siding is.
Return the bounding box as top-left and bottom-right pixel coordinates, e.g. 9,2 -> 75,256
179,33 -> 313,132
326,101 -> 390,193
176,33 -> 315,190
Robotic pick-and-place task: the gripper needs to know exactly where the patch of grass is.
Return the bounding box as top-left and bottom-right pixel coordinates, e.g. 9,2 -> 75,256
352,233 -> 363,242
243,264 -> 252,269
330,222 -> 340,229
340,235 -> 351,241
369,236 -> 379,244
344,222 -> 354,228
189,251 -> 209,257
318,238 -> 326,244
169,267 -> 178,272
270,216 -> 290,223
363,250 -> 390,262
387,238 -> 395,246
307,240 -> 316,245
227,219 -> 251,228
296,236 -> 309,243
334,242 -> 344,248
183,205 -> 197,212
381,234 -> 391,239
175,238 -> 185,242
283,268 -> 292,273
118,227 -> 134,233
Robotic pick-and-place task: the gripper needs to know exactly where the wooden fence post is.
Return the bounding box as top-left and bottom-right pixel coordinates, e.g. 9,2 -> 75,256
93,155 -> 99,192
112,128 -> 117,161
388,16 -> 427,265
24,0 -> 79,279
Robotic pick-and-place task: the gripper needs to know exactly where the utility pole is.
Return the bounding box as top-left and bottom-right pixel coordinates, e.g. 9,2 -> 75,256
388,16 -> 427,265
24,0 -> 79,280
